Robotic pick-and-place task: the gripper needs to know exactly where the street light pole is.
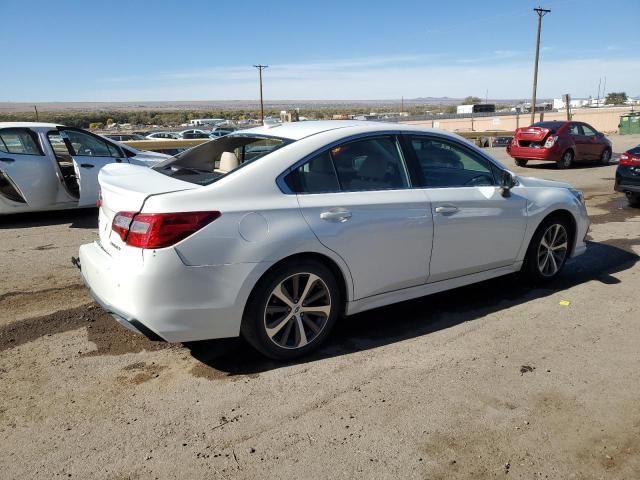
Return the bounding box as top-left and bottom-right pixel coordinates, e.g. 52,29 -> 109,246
530,7 -> 551,125
253,64 -> 268,125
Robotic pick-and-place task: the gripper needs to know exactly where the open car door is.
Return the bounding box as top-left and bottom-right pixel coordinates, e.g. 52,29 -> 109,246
58,127 -> 127,207
0,127 -> 59,210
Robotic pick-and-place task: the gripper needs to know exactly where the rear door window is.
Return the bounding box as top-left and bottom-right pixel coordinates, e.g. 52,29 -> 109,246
330,137 -> 410,191
284,136 -> 411,193
0,129 -> 43,155
568,124 -> 583,136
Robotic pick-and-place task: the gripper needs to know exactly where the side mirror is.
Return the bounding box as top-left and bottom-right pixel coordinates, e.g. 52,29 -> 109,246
500,170 -> 516,197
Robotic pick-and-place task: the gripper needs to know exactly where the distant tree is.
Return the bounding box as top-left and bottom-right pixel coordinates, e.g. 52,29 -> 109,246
462,96 -> 482,105
106,118 -> 114,126
444,105 -> 457,114
88,122 -> 103,129
605,92 -> 627,105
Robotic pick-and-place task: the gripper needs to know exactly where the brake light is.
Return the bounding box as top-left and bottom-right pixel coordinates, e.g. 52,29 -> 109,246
111,211 -> 221,248
544,135 -> 559,148
619,153 -> 640,166
96,186 -> 103,208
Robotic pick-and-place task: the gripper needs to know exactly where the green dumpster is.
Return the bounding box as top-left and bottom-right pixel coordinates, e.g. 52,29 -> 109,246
619,113 -> 640,135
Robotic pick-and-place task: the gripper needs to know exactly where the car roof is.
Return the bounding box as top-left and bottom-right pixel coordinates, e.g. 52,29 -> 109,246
0,122 -> 62,129
237,120 -> 450,141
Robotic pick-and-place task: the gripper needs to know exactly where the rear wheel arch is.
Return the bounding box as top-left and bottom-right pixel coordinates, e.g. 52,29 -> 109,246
240,252 -> 350,359
558,148 -> 575,168
247,252 -> 350,317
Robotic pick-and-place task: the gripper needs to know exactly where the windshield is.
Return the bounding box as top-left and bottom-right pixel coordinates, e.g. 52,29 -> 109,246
152,134 -> 291,186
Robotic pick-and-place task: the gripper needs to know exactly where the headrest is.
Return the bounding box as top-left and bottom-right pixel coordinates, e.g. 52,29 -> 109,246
216,151 -> 239,173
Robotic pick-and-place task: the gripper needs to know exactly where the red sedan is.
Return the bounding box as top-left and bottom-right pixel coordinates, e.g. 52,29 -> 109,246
507,121 -> 612,169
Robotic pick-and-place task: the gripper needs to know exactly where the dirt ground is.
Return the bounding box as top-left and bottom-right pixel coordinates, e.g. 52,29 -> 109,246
1,135 -> 639,479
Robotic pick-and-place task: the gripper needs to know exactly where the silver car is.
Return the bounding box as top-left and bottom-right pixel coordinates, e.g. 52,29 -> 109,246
79,121 -> 590,359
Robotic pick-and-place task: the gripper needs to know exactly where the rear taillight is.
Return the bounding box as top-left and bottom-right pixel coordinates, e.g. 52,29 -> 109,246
544,135 -> 559,148
111,211 -> 221,248
619,153 -> 640,166
96,186 -> 103,208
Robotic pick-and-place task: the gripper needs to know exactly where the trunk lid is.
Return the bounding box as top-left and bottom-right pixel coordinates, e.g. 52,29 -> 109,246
97,163 -> 198,255
515,126 -> 552,147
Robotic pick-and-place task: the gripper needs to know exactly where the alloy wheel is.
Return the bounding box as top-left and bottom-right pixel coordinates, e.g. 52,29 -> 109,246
264,273 -> 332,349
537,224 -> 568,277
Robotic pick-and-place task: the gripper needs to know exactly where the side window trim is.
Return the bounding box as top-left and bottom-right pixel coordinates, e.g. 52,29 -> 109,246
0,128 -> 45,156
278,131 -> 411,194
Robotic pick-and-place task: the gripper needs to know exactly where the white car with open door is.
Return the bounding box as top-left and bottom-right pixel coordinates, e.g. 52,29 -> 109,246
78,121 -> 590,360
0,123 -> 169,215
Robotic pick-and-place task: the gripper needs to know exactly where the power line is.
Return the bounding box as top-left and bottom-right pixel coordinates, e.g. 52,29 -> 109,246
253,64 -> 269,125
530,6 -> 551,125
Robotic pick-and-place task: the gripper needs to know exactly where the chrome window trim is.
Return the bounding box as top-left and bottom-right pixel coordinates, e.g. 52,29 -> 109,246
276,130 -> 409,194
276,129 -> 513,194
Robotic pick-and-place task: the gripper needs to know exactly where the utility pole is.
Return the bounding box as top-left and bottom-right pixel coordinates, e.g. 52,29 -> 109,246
602,76 -> 607,105
563,93 -> 571,120
33,105 -> 39,121
401,96 -> 404,113
530,6 -> 551,125
253,64 -> 268,124
596,77 -> 602,106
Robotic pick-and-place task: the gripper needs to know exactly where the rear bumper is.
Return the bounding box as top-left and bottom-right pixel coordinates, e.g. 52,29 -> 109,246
614,167 -> 640,193
79,241 -> 270,342
508,145 -> 560,161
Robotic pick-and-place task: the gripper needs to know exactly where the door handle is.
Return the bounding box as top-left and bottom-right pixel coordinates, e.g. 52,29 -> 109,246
80,163 -> 95,169
320,208 -> 352,223
0,158 -> 15,163
435,205 -> 459,214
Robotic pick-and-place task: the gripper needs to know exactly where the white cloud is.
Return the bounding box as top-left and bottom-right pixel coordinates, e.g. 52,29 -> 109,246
74,55 -> 640,101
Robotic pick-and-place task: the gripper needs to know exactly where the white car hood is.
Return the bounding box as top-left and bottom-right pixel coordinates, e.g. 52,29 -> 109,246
517,175 -> 572,190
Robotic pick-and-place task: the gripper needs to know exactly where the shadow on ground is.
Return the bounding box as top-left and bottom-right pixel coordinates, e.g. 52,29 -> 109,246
0,208 -> 98,229
186,238 -> 639,376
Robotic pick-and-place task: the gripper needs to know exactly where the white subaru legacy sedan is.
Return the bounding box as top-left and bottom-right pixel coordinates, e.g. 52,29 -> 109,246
78,121 -> 589,359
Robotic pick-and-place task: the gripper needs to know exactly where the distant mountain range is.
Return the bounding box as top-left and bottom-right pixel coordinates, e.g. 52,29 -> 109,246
0,97 -> 547,113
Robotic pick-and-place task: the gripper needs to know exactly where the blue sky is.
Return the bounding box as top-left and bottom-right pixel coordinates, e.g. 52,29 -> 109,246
1,0 -> 638,101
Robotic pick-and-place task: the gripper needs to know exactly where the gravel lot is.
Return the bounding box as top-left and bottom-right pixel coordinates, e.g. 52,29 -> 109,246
1,135 -> 639,479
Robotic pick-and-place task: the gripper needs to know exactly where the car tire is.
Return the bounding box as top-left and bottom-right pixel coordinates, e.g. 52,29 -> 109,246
600,148 -> 612,165
627,192 -> 640,208
522,215 -> 572,284
241,259 -> 341,360
515,158 -> 528,167
557,150 -> 573,169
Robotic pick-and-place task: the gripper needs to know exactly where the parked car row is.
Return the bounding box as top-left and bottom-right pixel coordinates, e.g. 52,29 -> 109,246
0,123 -> 169,215
141,127 -> 238,140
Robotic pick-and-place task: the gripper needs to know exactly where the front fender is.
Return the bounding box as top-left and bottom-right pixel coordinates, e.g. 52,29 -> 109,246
516,186 -> 589,261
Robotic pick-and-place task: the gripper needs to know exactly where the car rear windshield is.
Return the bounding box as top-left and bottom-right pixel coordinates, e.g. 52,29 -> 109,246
628,145 -> 640,156
152,134 -> 291,186
531,121 -> 565,132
